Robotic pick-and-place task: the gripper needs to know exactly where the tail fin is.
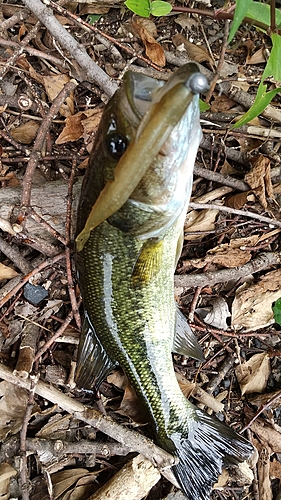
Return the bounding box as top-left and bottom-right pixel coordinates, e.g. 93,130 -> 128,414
170,409 -> 253,500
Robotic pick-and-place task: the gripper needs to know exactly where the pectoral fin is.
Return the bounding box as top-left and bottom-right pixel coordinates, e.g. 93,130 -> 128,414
131,239 -> 163,286
173,307 -> 204,361
75,312 -> 117,390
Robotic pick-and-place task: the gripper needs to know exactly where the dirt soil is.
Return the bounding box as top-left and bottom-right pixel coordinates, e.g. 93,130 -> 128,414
1,1 -> 281,499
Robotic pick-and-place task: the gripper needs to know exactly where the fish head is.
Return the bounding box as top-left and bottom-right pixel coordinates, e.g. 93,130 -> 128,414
76,63 -> 209,249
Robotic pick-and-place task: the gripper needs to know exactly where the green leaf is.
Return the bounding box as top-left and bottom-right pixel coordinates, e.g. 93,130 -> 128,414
87,14 -> 102,24
150,1 -> 172,16
262,33 -> 281,83
199,99 -> 210,112
125,0 -> 151,17
273,298 -> 281,326
228,0 -> 253,43
231,82 -> 281,129
246,2 -> 281,30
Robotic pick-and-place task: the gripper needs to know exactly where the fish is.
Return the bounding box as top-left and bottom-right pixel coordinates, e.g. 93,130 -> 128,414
74,63 -> 253,500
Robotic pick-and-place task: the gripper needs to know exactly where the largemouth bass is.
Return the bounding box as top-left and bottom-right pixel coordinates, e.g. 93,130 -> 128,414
75,63 -> 253,499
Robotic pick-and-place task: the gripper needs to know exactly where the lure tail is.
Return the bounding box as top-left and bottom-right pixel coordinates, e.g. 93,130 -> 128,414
170,409 -> 253,500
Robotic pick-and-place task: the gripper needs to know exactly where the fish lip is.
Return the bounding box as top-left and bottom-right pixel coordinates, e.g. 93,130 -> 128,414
124,71 -> 164,120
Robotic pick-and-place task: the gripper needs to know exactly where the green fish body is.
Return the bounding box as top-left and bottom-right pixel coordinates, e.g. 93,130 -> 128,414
75,64 -> 253,499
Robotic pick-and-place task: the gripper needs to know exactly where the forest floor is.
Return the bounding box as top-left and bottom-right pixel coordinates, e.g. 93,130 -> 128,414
1,1 -> 281,499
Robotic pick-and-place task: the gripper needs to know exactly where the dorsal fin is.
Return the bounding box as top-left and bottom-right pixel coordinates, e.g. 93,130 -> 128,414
75,312 -> 117,390
173,308 -> 204,361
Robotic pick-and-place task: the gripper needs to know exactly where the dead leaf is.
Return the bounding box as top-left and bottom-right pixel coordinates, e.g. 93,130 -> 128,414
219,60 -> 238,79
17,57 -> 44,84
247,48 -> 267,65
235,352 -> 270,395
176,373 -> 196,398
0,381 -> 34,440
270,458 -> 281,479
231,269 -> 281,331
213,469 -> 229,489
257,445 -> 273,500
173,33 -> 214,69
196,297 -> 230,330
107,368 -> 127,390
79,4 -> 110,15
43,74 -> 74,117
245,154 -> 274,208
184,209 -> 219,240
0,463 -> 17,500
51,468 -> 96,499
231,80 -> 250,92
108,369 -> 147,422
243,39 -> 255,61
56,113 -> 85,144
0,263 -> 19,280
132,18 -> 165,67
249,390 -> 281,410
225,191 -> 253,209
252,421 -> 281,453
56,108 -> 103,145
211,94 -> 236,113
174,13 -> 198,31
10,120 -> 39,144
190,236 -> 258,269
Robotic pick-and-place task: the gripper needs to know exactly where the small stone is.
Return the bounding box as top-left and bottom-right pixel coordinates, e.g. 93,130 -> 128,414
23,282 -> 48,305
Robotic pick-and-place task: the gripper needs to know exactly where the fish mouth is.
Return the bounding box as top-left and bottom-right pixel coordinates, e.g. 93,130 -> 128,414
76,64 -> 209,252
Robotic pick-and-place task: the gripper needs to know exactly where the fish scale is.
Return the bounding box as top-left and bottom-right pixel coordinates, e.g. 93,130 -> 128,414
77,215 -> 185,444
75,63 -> 254,499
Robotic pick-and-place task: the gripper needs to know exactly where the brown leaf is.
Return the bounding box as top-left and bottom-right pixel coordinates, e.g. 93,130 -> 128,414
213,469 -> 230,489
245,154 -> 274,208
56,113 -> 85,144
108,369 -> 147,423
0,263 -> 19,280
242,39 -> 255,60
247,47 -> 267,65
232,269 -> 281,331
184,209 -> 219,240
132,18 -> 165,67
211,94 -> 236,113
44,74 -> 74,117
225,191 -> 253,209
249,390 -> 281,410
56,108 -> 103,146
176,373 -> 196,398
0,381 -> 31,440
10,120 -> 39,144
173,33 -> 214,68
270,458 -> 281,479
252,420 -> 281,453
257,445 -> 272,500
235,352 -> 270,395
51,469 -> 94,499
0,463 -> 17,499
79,4 -> 110,14
190,236 -> 258,269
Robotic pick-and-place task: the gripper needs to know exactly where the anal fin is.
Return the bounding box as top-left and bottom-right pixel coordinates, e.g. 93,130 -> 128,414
75,312 -> 117,390
173,307 -> 204,361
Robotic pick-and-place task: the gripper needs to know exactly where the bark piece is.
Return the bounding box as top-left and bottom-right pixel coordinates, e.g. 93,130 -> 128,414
88,454 -> 161,500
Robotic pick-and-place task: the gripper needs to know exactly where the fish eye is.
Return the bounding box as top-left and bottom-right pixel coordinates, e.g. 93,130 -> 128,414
106,133 -> 128,160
